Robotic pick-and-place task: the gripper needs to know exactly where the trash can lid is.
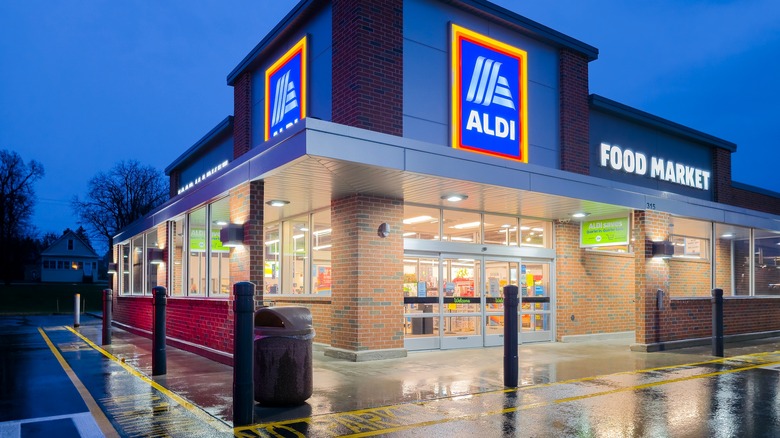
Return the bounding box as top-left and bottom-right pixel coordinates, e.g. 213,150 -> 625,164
254,306 -> 313,336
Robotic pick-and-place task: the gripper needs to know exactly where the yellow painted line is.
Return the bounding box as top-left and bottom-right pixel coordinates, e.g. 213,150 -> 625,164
38,327 -> 120,438
63,325 -> 232,434
236,350 -> 780,437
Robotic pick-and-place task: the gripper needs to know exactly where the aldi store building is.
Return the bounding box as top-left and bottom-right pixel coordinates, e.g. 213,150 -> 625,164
110,0 -> 780,363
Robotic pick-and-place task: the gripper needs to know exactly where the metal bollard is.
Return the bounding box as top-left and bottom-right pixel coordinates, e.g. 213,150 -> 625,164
74,293 -> 81,328
233,282 -> 255,426
152,286 -> 167,376
503,285 -> 519,388
712,288 -> 724,357
102,289 -> 113,345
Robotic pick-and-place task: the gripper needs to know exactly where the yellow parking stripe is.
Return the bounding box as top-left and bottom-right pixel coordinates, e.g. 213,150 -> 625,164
38,327 -> 120,438
63,325 -> 232,434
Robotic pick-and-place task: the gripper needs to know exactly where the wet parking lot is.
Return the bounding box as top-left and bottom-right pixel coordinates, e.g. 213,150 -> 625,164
3,314 -> 780,437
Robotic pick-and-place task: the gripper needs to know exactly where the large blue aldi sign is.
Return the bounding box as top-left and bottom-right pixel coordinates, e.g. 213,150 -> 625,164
451,24 -> 528,162
265,36 -> 307,141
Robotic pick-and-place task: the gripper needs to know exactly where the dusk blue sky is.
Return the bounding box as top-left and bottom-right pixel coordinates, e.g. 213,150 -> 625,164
2,0 -> 779,247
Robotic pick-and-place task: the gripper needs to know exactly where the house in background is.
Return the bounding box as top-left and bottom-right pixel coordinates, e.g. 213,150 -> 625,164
40,230 -> 99,283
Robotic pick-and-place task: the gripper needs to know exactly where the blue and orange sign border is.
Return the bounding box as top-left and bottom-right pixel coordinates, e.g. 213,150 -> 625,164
450,24 -> 528,163
264,36 -> 308,142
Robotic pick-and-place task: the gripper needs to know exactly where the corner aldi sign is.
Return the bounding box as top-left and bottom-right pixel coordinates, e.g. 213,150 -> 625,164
451,24 -> 528,162
265,36 -> 307,141
580,217 -> 630,247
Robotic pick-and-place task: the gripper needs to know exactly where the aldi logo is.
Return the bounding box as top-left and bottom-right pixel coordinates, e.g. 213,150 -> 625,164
451,24 -> 528,162
265,36 -> 307,141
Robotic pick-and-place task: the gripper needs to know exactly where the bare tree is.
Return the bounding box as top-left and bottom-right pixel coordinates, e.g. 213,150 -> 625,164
0,149 -> 44,284
72,160 -> 168,257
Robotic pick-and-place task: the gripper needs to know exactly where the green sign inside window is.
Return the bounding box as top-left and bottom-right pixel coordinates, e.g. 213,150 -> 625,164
580,217 -> 629,247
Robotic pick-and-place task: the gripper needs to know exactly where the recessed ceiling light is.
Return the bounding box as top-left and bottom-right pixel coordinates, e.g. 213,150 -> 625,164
441,194 -> 468,202
571,212 -> 590,218
266,200 -> 289,207
403,215 -> 434,225
721,233 -> 734,238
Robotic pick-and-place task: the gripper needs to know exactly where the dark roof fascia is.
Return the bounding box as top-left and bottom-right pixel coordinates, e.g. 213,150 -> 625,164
589,94 -> 737,152
226,0 -> 318,86
165,116 -> 234,175
732,181 -> 780,199
452,0 -> 598,61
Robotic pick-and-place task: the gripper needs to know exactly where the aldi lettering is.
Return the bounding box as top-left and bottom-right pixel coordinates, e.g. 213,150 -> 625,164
451,24 -> 528,162
265,36 -> 307,141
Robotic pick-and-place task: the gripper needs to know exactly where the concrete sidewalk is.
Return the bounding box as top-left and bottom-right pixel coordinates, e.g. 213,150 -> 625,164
73,314 -> 780,426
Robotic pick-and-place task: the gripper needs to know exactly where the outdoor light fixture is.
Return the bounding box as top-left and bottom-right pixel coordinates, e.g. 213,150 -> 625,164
107,263 -> 118,274
220,223 -> 245,247
266,200 -> 290,207
571,212 -> 590,218
652,241 -> 674,259
148,248 -> 164,264
441,194 -> 468,202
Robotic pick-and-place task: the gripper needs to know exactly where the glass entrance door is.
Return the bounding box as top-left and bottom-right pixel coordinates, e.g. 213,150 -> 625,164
520,262 -> 553,342
404,253 -> 552,350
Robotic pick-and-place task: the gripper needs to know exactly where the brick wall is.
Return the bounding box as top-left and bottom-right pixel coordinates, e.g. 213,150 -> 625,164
668,259 -> 710,297
168,171 -> 180,199
713,145 -> 780,215
166,297 -> 233,354
714,237 -> 733,295
330,194 -> 404,352
332,0 -> 403,136
555,221 -> 635,338
233,72 -> 252,158
660,297 -> 780,342
113,296 -> 153,333
559,49 -> 590,174
268,297 -> 333,346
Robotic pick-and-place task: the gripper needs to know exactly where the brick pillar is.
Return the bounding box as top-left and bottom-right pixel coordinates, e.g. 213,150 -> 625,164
633,210 -> 671,347
169,171 -> 180,199
554,220 -> 584,340
229,180 -> 265,309
712,148 -> 732,204
326,194 -> 406,361
332,0 -> 403,136
559,49 -> 590,175
233,71 -> 252,158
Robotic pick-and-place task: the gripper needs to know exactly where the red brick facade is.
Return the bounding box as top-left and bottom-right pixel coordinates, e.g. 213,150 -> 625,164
233,72 -> 252,158
554,221 -> 635,339
330,195 -> 404,353
332,0 -> 403,136
559,49 -> 590,175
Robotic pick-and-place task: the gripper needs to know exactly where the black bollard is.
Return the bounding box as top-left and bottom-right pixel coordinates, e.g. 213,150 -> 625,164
503,285 -> 519,388
233,282 -> 255,426
712,288 -> 724,357
152,286 -> 167,376
102,289 -> 113,345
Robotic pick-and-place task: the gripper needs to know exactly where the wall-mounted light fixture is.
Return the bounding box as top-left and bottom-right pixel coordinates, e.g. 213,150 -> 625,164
377,223 -> 390,238
148,248 -> 165,265
107,263 -> 118,274
651,240 -> 674,259
220,223 -> 245,248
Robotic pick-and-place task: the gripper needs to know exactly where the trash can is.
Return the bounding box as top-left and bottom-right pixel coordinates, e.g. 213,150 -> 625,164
254,306 -> 315,406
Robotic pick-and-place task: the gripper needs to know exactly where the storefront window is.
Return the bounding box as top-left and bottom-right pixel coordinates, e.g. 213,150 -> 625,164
443,210 -> 481,243
121,243 -> 130,295
402,205 -> 440,240
188,206 -> 207,296
311,210 -> 331,296
716,224 -> 750,296
265,224 -> 280,295
170,217 -> 185,296
754,229 -> 780,296
670,217 -> 710,259
210,198 -> 231,296
282,217 -> 308,293
146,229 -> 159,293
484,215 -> 518,246
131,235 -> 143,295
520,219 -> 550,248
